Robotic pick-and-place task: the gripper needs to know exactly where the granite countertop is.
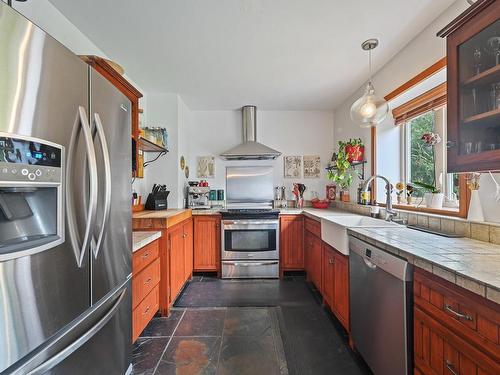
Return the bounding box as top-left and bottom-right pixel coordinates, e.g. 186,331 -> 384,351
133,231 -> 162,253
347,226 -> 500,304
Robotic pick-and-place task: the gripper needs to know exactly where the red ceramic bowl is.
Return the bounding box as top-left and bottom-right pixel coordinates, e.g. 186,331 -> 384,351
311,201 -> 330,209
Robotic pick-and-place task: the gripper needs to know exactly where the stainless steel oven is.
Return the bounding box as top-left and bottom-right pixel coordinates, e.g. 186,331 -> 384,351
221,215 -> 279,278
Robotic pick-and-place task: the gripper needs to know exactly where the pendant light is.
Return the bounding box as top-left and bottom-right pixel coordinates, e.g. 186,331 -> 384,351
350,39 -> 388,128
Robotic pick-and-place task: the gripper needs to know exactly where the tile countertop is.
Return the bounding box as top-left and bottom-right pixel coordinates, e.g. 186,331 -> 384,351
133,231 -> 162,253
280,207 -> 357,219
347,226 -> 500,305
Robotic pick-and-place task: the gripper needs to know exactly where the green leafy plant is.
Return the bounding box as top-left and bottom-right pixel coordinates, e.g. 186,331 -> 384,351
347,138 -> 364,147
413,181 -> 441,194
327,141 -> 354,190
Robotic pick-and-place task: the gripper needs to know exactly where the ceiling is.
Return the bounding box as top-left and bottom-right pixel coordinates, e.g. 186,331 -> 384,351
49,0 -> 456,110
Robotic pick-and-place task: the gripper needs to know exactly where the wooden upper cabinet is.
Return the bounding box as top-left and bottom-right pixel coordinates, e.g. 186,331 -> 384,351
280,215 -> 304,271
80,55 -> 143,177
438,0 -> 500,172
193,215 -> 220,272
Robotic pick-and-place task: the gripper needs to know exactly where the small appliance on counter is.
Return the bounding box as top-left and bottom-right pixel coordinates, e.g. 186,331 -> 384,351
188,185 -> 211,209
145,184 -> 170,210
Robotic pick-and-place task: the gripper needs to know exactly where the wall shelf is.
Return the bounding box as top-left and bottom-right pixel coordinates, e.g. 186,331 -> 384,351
326,160 -> 367,180
138,137 -> 169,153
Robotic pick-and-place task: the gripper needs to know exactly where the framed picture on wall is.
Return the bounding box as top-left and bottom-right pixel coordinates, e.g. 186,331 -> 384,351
284,156 -> 302,178
303,155 -> 321,178
197,156 -> 215,178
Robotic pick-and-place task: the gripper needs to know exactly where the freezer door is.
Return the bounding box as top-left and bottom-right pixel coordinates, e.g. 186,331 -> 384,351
4,279 -> 131,375
89,69 -> 132,303
0,4 -> 91,372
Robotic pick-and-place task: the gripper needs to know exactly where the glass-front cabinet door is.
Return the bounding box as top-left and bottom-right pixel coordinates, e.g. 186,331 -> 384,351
440,0 -> 500,172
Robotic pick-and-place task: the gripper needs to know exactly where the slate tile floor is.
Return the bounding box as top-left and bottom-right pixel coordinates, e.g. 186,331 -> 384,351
132,276 -> 371,375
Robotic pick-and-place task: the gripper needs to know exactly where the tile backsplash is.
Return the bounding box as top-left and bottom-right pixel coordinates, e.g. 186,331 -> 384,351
331,201 -> 500,245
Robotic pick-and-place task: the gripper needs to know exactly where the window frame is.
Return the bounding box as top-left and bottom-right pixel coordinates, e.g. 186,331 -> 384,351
371,58 -> 470,218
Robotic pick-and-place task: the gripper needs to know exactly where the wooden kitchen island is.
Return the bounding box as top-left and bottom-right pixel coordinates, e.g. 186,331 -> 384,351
133,209 -> 193,316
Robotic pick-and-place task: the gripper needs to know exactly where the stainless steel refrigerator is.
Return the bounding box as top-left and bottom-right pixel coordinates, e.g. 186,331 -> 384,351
0,3 -> 132,374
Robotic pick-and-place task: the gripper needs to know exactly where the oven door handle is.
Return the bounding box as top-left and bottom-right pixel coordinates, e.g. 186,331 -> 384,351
223,261 -> 279,267
223,220 -> 279,226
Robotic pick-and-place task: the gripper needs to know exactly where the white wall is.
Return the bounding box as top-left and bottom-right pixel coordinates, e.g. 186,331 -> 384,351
143,93 -> 180,207
186,110 -> 334,201
334,0 -> 468,197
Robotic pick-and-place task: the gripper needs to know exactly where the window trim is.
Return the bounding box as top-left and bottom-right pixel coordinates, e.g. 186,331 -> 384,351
370,58 -> 470,218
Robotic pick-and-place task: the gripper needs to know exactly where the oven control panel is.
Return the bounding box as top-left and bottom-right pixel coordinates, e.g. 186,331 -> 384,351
0,135 -> 62,183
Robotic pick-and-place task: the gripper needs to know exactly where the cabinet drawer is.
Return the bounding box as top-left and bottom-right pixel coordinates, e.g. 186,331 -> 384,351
133,258 -> 160,309
414,307 -> 499,375
133,239 -> 159,275
414,269 -> 500,362
304,217 -> 321,237
132,284 -> 159,342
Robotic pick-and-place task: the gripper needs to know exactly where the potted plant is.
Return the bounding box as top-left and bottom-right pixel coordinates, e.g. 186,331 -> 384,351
413,181 -> 444,209
327,141 -> 354,202
345,138 -> 365,163
395,182 -> 405,204
406,184 -> 414,205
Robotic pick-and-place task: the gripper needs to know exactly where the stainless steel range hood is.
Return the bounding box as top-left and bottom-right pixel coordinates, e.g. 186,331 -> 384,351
220,106 -> 281,160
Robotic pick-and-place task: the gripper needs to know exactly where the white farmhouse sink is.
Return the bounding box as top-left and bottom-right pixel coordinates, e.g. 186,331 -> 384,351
321,215 -> 400,255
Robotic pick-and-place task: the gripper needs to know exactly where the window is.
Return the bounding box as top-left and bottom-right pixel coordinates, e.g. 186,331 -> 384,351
375,62 -> 467,217
401,108 -> 460,209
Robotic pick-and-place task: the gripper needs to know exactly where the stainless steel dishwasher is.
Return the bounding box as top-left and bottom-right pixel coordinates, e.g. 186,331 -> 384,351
349,236 -> 413,375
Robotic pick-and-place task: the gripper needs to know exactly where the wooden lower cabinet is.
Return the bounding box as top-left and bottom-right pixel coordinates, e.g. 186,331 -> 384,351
414,268 -> 500,375
322,243 -> 335,307
332,251 -> 349,329
193,215 -> 220,272
306,231 -> 322,292
168,218 -> 193,305
280,215 -> 304,274
322,242 -> 350,331
414,307 -> 498,375
184,218 -> 194,279
132,239 -> 161,342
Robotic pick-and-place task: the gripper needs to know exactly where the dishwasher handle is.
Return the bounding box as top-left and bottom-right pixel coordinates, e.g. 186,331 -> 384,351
363,257 -> 377,269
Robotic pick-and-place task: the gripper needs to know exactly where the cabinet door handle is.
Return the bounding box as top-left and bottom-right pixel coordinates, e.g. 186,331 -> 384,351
142,306 -> 150,315
445,305 -> 473,321
445,360 -> 459,375
144,278 -> 152,285
329,259 -> 334,264
142,252 -> 150,259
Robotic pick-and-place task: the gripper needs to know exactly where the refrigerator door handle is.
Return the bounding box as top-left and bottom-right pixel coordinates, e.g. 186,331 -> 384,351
20,287 -> 127,375
66,106 -> 99,267
90,112 -> 112,258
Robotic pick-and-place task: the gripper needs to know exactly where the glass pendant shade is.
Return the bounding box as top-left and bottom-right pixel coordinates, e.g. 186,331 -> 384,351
350,81 -> 389,128
350,38 -> 389,128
